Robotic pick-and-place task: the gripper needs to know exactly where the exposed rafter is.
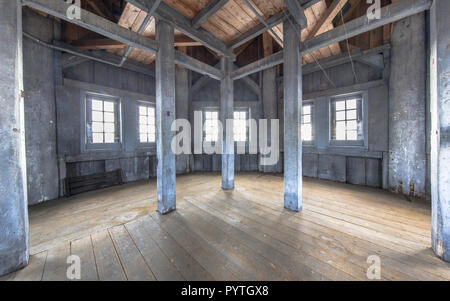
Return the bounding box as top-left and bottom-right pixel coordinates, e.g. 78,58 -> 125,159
23,0 -> 159,54
305,0 -> 349,40
232,0 -> 432,78
301,0 -> 432,55
192,0 -> 229,30
23,0 -> 223,81
125,0 -> 233,58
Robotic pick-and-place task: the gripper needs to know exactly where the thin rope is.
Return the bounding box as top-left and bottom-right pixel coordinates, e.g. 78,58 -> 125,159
282,10 -> 336,88
339,9 -> 358,83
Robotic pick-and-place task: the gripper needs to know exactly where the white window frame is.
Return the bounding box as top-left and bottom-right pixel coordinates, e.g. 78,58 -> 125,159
302,103 -> 314,144
202,108 -> 220,144
234,108 -> 250,144
137,101 -> 156,148
329,92 -> 368,148
83,93 -> 122,152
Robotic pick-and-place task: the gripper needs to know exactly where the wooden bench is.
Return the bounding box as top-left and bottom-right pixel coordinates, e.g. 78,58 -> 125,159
64,169 -> 124,196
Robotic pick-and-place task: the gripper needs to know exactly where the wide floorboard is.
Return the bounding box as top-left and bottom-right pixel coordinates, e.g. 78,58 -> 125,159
3,173 -> 450,281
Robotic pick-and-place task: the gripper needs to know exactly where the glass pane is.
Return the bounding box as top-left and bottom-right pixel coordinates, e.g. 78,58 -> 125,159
104,123 -> 115,133
303,115 -> 311,124
347,99 -> 357,109
303,105 -> 311,115
91,100 -> 103,111
347,110 -> 357,120
92,111 -> 103,122
149,134 -> 156,143
148,107 -> 155,117
205,112 -> 212,119
240,112 -> 247,119
140,134 -> 148,143
347,130 -> 357,141
148,116 -> 155,125
139,116 -> 148,125
92,133 -> 103,144
302,124 -> 312,141
234,112 -> 239,119
104,133 -> 115,143
212,112 -> 218,119
103,101 -> 114,112
104,112 -> 115,123
92,122 -> 104,133
140,124 -> 149,133
335,101 -> 346,111
148,125 -> 156,134
336,111 -> 346,121
139,106 -> 147,115
336,121 -> 346,140
347,120 -> 357,130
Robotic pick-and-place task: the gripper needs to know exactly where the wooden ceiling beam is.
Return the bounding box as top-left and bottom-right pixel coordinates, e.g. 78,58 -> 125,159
191,0 -> 230,30
305,0 -> 349,40
125,0 -> 233,58
72,37 -> 203,50
24,0 -> 159,54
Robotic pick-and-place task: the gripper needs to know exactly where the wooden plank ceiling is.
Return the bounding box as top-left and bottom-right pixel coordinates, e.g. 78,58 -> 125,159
63,0 -> 391,68
108,0 -> 342,65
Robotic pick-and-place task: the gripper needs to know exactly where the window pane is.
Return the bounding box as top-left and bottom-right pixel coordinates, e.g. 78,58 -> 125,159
335,101 -> 346,111
92,100 -> 103,111
139,106 -> 147,115
347,120 -> 357,131
104,133 -> 115,143
92,133 -> 104,144
303,105 -> 311,115
347,99 -> 357,109
104,112 -> 115,123
140,134 -> 148,143
92,111 -> 103,122
92,122 -> 104,133
212,112 -> 218,119
206,112 -> 212,119
302,124 -> 312,141
336,111 -> 346,121
139,116 -> 147,125
103,101 -> 114,112
233,112 -> 239,119
104,123 -> 115,133
303,115 -> 311,124
347,110 -> 357,120
149,134 -> 156,143
347,130 -> 357,141
148,107 -> 155,116
336,121 -> 346,140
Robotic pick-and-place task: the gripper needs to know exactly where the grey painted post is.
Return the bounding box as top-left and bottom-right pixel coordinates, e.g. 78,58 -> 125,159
430,0 -> 450,262
156,19 -> 176,214
221,56 -> 235,190
283,18 -> 302,212
0,0 -> 29,276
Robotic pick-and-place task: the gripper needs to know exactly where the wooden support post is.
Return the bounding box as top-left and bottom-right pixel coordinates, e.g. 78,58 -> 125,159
430,0 -> 450,262
0,0 -> 29,276
155,19 -> 176,214
283,18 -> 303,212
221,56 -> 234,190
262,32 -> 278,173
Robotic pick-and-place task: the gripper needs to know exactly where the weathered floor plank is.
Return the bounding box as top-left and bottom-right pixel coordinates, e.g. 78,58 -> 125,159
5,173 -> 449,281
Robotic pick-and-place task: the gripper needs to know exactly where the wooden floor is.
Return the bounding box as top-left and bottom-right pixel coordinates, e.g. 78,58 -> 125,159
2,173 -> 450,281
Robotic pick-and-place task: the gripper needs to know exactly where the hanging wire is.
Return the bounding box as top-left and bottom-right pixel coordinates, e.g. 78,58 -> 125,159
281,10 -> 337,88
339,9 -> 358,83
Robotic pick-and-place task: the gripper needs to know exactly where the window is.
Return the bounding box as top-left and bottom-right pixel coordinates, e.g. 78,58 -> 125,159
204,110 -> 219,142
302,104 -> 313,142
331,98 -> 363,141
86,96 -> 119,145
138,104 -> 156,143
234,110 -> 248,142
